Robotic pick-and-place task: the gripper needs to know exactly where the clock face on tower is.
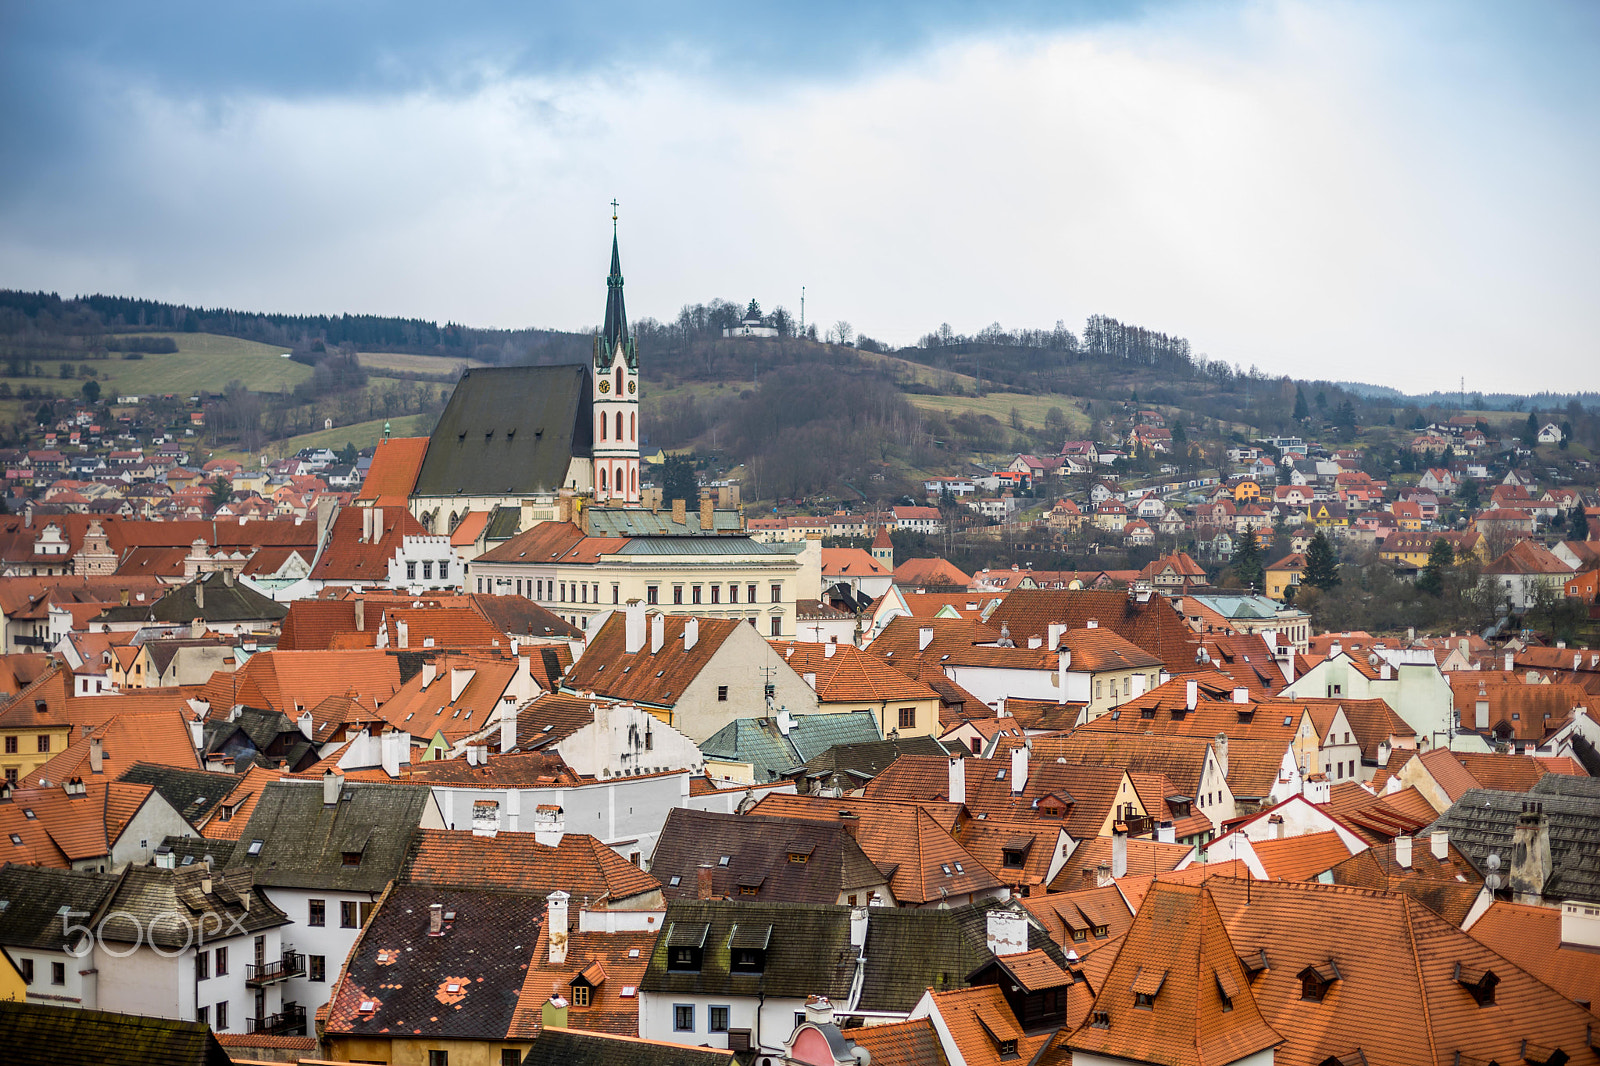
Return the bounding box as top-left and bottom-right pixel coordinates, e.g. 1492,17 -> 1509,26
628,380 -> 636,394
598,379 -> 611,394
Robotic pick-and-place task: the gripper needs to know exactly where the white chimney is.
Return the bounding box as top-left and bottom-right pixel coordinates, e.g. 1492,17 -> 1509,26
1047,623 -> 1066,649
1430,830 -> 1448,861
500,705 -> 517,752
547,890 -> 570,965
533,805 -> 565,847
421,662 -> 437,689
1010,746 -> 1028,794
396,618 -> 409,649
918,626 -> 934,651
650,613 -> 664,654
948,756 -> 966,805
1232,687 -> 1248,704
188,716 -> 203,749
985,909 -> 1028,957
465,745 -> 478,767
323,769 -> 343,806
849,906 -> 869,949
1504,651 -> 1514,672
824,642 -> 836,658
297,709 -> 313,740
380,731 -> 407,778
1395,835 -> 1412,870
683,617 -> 699,652
1028,636 -> 1042,650
1330,641 -> 1342,658
624,601 -> 646,654
804,995 -> 836,1026
450,667 -> 475,702
1214,733 -> 1229,779
1186,680 -> 1198,711
1156,820 -> 1176,844
1112,823 -> 1128,878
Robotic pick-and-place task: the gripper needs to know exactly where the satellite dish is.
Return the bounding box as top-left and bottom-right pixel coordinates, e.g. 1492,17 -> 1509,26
1485,873 -> 1502,892
1486,853 -> 1501,871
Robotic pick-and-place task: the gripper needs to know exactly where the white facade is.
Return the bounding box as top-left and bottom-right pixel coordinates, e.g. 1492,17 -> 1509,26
387,534 -> 462,592
267,886 -> 380,1018
94,921 -> 288,1035
639,989 -> 808,1054
1281,653 -> 1454,746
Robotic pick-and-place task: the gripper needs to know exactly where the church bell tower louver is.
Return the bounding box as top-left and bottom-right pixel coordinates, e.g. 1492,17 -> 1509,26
593,202 -> 640,505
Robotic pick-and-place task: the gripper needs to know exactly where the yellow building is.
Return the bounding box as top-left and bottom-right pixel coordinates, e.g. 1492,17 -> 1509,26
771,641 -> 942,737
0,669 -> 72,785
1378,530 -> 1487,568
1264,553 -> 1306,602
1307,502 -> 1349,528
1232,480 -> 1262,503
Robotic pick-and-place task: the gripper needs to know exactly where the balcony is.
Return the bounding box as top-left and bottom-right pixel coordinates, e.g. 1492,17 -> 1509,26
245,951 -> 306,988
247,1003 -> 306,1036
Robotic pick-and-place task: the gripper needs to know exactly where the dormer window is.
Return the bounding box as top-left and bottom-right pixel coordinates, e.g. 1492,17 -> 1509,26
1240,948 -> 1269,982
1453,963 -> 1498,1007
666,922 -> 710,972
729,923 -> 771,974
341,851 -> 362,867
1131,967 -> 1166,1010
1298,961 -> 1340,1002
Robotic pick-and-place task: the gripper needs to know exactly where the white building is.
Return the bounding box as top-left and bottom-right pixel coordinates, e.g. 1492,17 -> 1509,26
387,533 -> 462,593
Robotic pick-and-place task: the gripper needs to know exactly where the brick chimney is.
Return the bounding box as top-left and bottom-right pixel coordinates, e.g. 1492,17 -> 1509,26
1510,801 -> 1552,905
697,863 -> 715,900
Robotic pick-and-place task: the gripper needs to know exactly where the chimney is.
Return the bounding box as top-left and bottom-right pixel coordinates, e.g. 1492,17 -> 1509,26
1509,802 -> 1552,905
533,805 -> 565,847
1186,680 -> 1198,711
429,902 -> 444,936
546,890 -> 570,965
1214,733 -> 1229,779
421,661 -> 437,688
380,731 -> 407,778
1047,622 -> 1066,649
672,497 -> 687,526
396,618 -> 409,649
1303,773 -> 1330,804
541,986 -> 569,1031
824,642 -> 836,658
850,905 -> 869,949
1232,687 -> 1248,704
1394,834 -> 1412,870
188,715 -> 204,749
1504,651 -> 1514,672
1112,822 -> 1128,878
1028,636 -> 1042,650
985,909 -> 1028,956
650,613 -> 664,654
623,600 -> 646,654
297,709 -> 313,740
1380,661 -> 1392,681
1475,685 -> 1489,730
683,617 -> 699,652
918,626 -> 934,651
1095,861 -> 1113,889
1430,830 -> 1448,861
700,495 -> 714,531
323,769 -> 343,807
948,756 -> 967,805
805,995 -> 836,1026
201,874 -> 213,895
120,588 -> 130,607
195,578 -> 204,610
839,811 -> 859,838
354,598 -> 364,632
1010,745 -> 1028,794
89,736 -> 103,774
1156,820 -> 1176,844
697,863 -> 716,900
499,704 -> 517,752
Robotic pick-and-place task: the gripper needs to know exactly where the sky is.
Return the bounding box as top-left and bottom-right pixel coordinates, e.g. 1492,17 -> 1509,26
1,1 -> 1597,393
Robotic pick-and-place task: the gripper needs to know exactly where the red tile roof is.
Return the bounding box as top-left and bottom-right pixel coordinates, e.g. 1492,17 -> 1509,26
309,505 -> 427,580
403,829 -> 661,904
356,436 -> 429,506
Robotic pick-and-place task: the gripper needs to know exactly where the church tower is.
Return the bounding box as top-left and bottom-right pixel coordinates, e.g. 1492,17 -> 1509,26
593,207 -> 640,505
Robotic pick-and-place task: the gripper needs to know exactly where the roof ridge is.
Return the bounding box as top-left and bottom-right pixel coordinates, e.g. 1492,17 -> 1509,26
1402,896 -> 1438,1065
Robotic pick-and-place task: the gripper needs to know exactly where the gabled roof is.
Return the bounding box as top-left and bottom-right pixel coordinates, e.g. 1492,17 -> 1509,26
699,711 -> 883,782
32,711 -> 202,785
238,778 -> 437,891
1483,538 -> 1572,576
115,762 -> 238,827
1467,900 -> 1600,1012
919,983 -> 1063,1065
985,589 -> 1202,673
772,641 -> 940,703
403,828 -> 660,904
0,863 -> 119,949
94,570 -> 287,625
507,924 -> 656,1040
649,808 -> 890,904
0,776 -> 161,866
412,364 -> 592,498
1327,836 -> 1484,925
642,900 -> 860,999
309,505 -> 427,580
0,1001 -> 235,1066
356,436 -> 429,505
1247,831 -> 1355,881
1426,774 -> 1600,904
893,557 -> 972,588
561,611 -> 747,708
521,1029 -> 734,1066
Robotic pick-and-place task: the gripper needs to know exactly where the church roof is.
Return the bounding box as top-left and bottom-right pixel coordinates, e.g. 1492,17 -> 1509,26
412,365 -> 592,500
598,233 -> 634,369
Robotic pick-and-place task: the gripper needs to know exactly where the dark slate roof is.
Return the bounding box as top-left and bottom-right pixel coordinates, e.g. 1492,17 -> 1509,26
485,504 -> 523,541
116,762 -> 239,826
323,884 -> 535,1041
97,864 -> 288,948
853,899 -> 1068,1013
412,365 -> 592,499
0,1001 -> 234,1066
804,736 -> 950,783
641,900 -> 859,1000
649,809 -> 890,904
0,863 -> 118,950
157,835 -> 239,868
524,1029 -> 734,1066
1425,773 -> 1600,904
95,571 -> 287,625
237,778 -> 435,892
596,233 -> 635,371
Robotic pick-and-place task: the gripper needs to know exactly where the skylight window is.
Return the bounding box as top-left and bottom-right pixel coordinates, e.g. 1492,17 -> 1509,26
8,835 -> 20,845
22,810 -> 34,819
669,876 -> 681,887
719,856 -> 730,866
628,948 -> 640,958
940,864 -> 951,876
247,839 -> 264,856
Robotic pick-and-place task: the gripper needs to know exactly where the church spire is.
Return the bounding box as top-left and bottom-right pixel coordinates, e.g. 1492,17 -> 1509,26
598,200 -> 633,369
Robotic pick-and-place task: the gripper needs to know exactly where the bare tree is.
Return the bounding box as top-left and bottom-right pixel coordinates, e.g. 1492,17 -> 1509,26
831,321 -> 853,347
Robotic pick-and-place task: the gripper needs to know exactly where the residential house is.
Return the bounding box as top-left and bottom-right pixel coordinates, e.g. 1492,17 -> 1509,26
1481,539 -> 1573,611
1426,774 -> 1600,907
771,641 -> 942,738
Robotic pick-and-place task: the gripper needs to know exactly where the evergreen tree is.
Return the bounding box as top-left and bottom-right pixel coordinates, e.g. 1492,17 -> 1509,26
1523,411 -> 1539,449
661,454 -> 699,507
1303,530 -> 1341,590
1231,528 -> 1264,592
1293,386 -> 1309,422
1417,537 -> 1453,596
1335,399 -> 1357,437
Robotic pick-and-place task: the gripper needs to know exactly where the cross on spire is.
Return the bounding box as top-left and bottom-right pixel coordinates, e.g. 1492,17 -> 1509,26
611,199 -> 619,232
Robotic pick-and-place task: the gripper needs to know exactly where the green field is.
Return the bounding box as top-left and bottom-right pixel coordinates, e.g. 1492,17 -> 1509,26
6,333 -> 312,399
270,413 -> 437,455
357,351 -> 485,376
903,391 -> 1093,436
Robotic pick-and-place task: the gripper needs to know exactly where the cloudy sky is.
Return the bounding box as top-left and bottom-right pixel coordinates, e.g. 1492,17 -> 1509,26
2,1 -> 1596,392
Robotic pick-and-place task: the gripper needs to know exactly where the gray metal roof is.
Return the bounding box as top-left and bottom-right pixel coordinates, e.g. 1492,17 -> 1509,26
699,713 -> 882,783
611,536 -> 790,557
412,364 -> 592,499
237,778 -> 436,892
586,509 -> 745,537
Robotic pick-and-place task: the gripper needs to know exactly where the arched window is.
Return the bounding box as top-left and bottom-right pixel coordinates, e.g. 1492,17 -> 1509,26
599,467 -> 607,492
616,367 -> 622,393
615,464 -> 624,494
615,411 -> 623,440
600,414 -> 607,440
630,412 -> 636,441
629,467 -> 636,493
